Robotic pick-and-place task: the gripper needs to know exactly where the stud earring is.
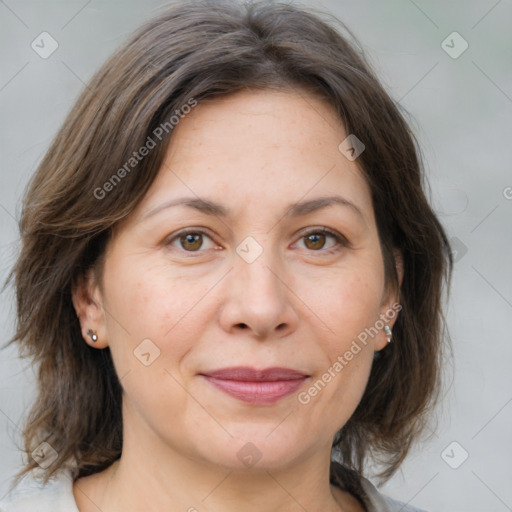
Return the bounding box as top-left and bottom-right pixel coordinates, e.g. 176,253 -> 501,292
86,329 -> 98,342
384,325 -> 392,343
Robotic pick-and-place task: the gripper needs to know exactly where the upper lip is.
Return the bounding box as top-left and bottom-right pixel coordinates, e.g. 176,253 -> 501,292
200,366 -> 309,381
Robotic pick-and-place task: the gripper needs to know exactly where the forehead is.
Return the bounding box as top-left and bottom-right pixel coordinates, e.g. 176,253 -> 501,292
133,88 -> 375,225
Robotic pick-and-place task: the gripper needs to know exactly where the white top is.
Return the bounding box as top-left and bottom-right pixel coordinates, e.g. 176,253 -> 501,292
0,468 -> 427,512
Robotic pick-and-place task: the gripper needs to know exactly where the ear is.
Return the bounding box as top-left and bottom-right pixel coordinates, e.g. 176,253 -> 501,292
72,268 -> 109,349
375,248 -> 404,351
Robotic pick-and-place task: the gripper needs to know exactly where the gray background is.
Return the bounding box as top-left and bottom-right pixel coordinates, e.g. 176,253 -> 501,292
1,1 -> 511,510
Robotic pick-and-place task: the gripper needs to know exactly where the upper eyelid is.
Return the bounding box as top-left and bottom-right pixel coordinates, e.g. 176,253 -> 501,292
296,226 -> 345,238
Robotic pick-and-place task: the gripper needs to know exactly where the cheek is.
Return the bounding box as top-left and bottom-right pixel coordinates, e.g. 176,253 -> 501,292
100,257 -> 210,425
101,254 -> 216,389
105,255 -> 211,338
293,262 -> 382,421
295,262 -> 384,347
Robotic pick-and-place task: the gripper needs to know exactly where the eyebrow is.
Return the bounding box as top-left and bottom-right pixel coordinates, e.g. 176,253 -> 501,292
141,195 -> 365,223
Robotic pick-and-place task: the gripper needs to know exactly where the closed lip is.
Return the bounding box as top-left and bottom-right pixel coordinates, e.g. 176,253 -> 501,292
200,366 -> 309,404
200,366 -> 309,381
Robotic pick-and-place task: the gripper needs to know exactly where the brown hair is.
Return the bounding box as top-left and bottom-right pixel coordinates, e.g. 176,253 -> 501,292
5,0 -> 452,487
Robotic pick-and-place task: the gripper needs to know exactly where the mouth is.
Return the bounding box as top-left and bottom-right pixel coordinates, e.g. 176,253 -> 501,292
199,366 -> 310,405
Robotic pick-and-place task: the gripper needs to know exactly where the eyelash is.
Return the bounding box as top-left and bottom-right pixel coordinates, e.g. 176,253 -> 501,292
165,227 -> 348,256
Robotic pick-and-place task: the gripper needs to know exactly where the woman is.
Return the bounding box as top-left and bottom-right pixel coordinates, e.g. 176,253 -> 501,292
1,1 -> 452,511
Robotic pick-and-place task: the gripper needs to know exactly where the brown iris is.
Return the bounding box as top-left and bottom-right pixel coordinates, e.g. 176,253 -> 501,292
180,233 -> 203,251
303,233 -> 327,250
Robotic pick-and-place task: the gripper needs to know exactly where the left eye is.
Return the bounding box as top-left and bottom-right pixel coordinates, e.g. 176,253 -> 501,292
295,229 -> 345,252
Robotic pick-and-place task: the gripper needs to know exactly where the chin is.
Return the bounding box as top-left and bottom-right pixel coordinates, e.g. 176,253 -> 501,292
194,425 -> 310,473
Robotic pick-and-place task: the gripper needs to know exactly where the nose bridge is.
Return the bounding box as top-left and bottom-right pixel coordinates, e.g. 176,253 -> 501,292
221,235 -> 297,338
235,240 -> 285,309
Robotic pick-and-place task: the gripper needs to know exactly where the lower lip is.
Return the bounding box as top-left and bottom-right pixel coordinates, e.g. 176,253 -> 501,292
202,376 -> 307,404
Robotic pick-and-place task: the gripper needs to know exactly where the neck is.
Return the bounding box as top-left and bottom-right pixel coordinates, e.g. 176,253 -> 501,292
101,451 -> 346,512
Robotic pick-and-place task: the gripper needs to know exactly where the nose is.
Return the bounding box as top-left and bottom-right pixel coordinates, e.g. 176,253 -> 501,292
218,247 -> 299,340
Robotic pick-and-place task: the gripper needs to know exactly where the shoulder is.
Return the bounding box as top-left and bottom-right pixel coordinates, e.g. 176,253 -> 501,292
330,461 -> 428,512
0,468 -> 79,512
359,475 -> 429,512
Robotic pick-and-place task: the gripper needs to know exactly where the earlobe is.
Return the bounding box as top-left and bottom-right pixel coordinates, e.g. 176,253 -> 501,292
374,316 -> 398,352
86,329 -> 98,342
375,249 -> 403,351
383,324 -> 393,343
71,269 -> 108,348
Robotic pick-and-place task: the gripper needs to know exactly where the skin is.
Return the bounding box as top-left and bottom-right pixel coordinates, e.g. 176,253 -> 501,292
72,88 -> 403,512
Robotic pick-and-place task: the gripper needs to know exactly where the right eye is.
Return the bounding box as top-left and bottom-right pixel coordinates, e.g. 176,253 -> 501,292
165,229 -> 220,254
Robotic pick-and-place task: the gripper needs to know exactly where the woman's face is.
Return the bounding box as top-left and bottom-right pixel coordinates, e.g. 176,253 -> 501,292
76,89 -> 401,472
